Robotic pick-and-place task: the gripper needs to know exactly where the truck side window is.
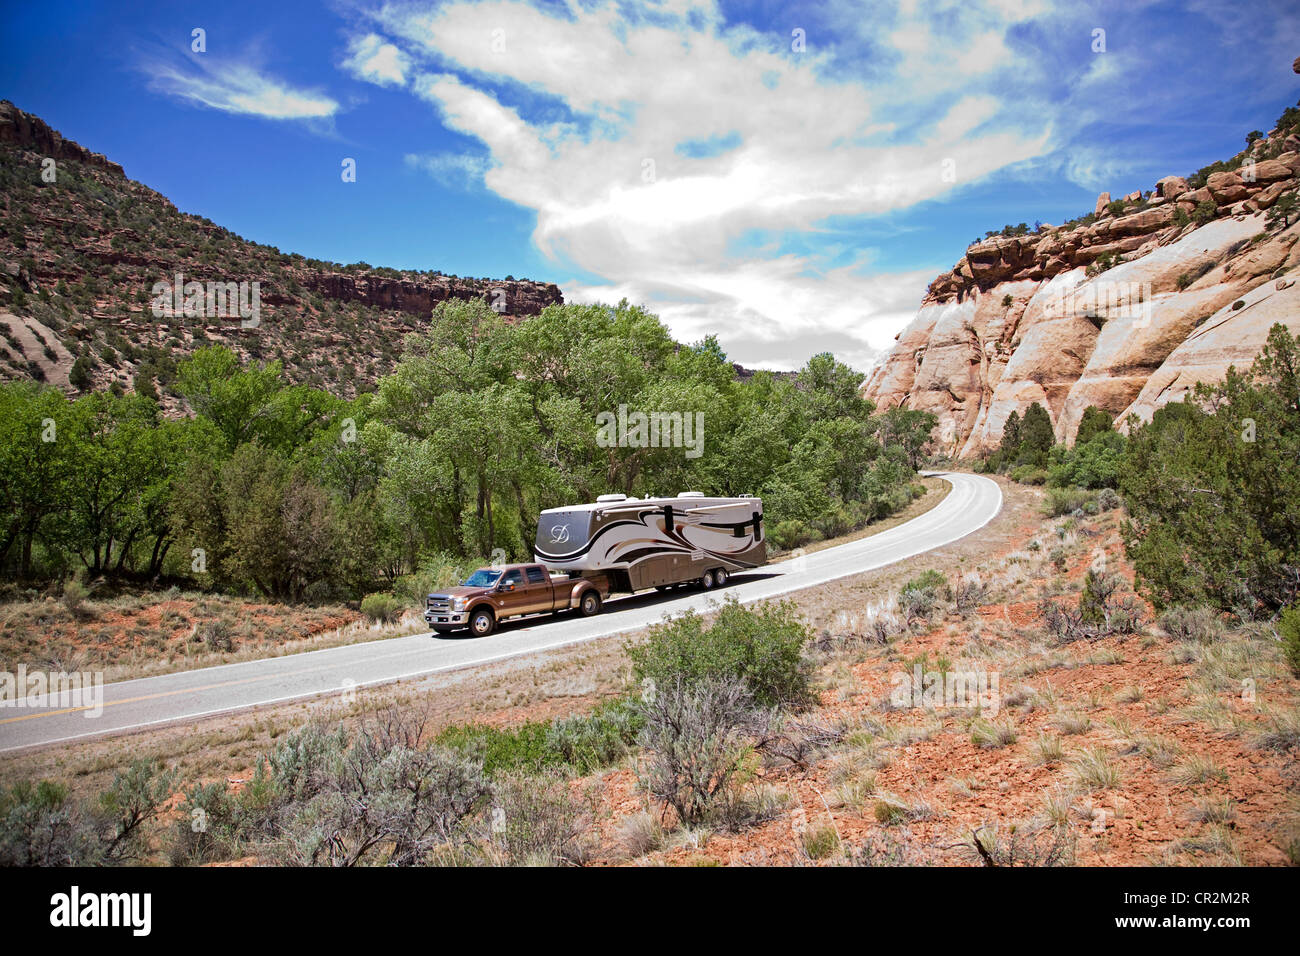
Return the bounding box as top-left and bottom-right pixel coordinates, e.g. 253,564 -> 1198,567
526,566 -> 546,584
503,570 -> 522,586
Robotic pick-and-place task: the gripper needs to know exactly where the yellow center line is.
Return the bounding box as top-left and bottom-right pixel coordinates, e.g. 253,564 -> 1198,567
0,670 -> 294,724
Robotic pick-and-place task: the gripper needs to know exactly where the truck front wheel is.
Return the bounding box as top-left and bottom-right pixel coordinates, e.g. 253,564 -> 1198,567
579,590 -> 602,617
469,607 -> 496,637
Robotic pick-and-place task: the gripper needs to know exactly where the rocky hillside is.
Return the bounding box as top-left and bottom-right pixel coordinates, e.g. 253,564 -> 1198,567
863,77 -> 1300,458
0,101 -> 562,400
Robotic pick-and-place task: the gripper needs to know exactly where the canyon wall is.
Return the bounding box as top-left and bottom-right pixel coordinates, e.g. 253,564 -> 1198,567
863,128 -> 1300,456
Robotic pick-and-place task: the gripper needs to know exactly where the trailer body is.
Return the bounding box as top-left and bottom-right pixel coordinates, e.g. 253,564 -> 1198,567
534,491 -> 765,593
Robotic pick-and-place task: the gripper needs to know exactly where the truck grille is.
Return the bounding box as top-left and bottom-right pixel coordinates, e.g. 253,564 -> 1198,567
426,596 -> 451,612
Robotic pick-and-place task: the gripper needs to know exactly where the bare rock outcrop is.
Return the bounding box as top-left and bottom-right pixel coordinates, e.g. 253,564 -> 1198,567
863,119 -> 1300,455
0,100 -> 124,177
1123,273 -> 1300,422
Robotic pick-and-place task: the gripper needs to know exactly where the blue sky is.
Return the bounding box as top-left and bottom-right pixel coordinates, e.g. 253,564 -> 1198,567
2,0 -> 1298,370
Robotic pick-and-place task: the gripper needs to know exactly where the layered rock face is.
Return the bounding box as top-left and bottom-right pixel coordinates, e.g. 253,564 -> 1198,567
0,100 -> 124,177
0,101 -> 563,396
863,131 -> 1300,456
303,272 -> 560,321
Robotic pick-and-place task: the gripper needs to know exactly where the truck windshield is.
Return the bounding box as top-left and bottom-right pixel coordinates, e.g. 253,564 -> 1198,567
462,569 -> 502,588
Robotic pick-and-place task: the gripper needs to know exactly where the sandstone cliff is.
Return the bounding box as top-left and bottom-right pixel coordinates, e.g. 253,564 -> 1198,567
863,99 -> 1300,457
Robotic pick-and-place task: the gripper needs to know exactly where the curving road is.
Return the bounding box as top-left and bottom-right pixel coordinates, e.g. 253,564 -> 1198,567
0,472 -> 1001,753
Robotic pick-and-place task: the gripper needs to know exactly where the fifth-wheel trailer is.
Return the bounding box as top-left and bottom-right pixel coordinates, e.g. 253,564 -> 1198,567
534,491 -> 766,593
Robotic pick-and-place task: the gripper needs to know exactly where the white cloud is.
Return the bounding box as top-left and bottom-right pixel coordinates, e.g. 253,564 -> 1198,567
342,33 -> 412,87
147,60 -> 338,120
364,0 -> 1067,368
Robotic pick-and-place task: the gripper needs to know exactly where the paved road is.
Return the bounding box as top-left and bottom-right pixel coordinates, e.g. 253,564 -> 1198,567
0,472 -> 1001,753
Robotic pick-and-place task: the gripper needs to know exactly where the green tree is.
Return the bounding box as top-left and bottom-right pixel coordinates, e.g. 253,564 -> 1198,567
1120,324 -> 1300,612
1048,430 -> 1127,489
0,384 -> 74,577
218,444 -> 338,600
46,393 -> 163,575
1074,405 -> 1114,446
876,406 -> 938,470
175,345 -> 337,453
1015,402 -> 1056,469
996,409 -> 1022,468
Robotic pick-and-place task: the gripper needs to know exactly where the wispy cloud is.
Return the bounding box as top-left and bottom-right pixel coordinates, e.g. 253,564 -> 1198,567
403,151 -> 488,189
145,58 -> 339,120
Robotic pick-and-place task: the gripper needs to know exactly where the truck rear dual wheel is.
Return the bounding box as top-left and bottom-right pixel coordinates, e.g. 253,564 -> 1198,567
579,590 -> 602,616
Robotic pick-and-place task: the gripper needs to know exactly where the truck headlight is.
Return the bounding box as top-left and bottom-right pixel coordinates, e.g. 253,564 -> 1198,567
452,598 -> 467,612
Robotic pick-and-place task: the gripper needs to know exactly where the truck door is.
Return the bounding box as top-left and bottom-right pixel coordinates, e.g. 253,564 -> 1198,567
524,565 -> 554,613
496,567 -> 530,616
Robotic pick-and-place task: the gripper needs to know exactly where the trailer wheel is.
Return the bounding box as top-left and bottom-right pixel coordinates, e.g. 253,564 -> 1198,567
469,607 -> 496,637
700,569 -> 716,590
579,590 -> 602,617
714,568 -> 729,587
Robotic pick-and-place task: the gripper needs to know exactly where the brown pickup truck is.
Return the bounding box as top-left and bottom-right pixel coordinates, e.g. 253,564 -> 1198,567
423,563 -> 604,636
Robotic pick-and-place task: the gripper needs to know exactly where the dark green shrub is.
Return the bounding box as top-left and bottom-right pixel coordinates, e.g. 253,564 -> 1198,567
436,722 -> 557,776
68,355 -> 93,390
1192,200 -> 1217,225
544,698 -> 643,774
1010,464 -> 1047,485
626,597 -> 813,710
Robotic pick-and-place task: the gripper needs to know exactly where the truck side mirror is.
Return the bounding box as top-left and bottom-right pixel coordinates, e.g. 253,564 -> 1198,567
500,582 -> 515,592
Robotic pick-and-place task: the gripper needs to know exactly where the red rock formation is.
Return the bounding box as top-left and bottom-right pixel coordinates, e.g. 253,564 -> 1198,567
863,125 -> 1300,457
0,100 -> 124,177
